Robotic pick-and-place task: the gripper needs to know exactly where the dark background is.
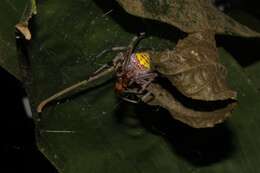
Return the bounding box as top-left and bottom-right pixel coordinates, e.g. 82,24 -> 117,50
1,0 -> 259,173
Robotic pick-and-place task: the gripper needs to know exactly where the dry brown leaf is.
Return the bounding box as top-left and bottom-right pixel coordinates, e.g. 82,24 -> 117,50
150,31 -> 237,101
117,0 -> 260,37
144,83 -> 236,128
116,0 -> 239,127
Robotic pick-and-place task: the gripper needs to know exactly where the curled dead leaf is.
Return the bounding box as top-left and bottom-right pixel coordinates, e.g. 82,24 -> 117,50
150,31 -> 237,101
144,83 -> 237,128
117,0 -> 260,37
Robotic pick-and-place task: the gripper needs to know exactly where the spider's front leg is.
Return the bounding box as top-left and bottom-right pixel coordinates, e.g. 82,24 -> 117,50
122,33 -> 145,70
94,32 -> 145,67
37,64 -> 115,113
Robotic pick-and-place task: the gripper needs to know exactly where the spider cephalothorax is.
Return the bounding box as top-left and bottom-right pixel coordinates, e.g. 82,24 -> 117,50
37,33 -> 157,112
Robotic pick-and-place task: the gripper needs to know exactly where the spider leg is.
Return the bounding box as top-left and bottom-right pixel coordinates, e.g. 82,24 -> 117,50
139,74 -> 157,93
121,72 -> 156,104
93,63 -> 111,75
95,46 -> 127,59
123,33 -> 145,70
120,96 -> 139,104
130,72 -> 157,93
92,47 -> 127,76
140,91 -> 154,103
129,72 -> 155,85
37,65 -> 115,113
123,88 -> 142,95
120,87 -> 145,104
121,90 -> 154,104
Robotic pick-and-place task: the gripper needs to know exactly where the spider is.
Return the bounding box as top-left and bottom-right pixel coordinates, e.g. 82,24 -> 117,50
37,33 -> 158,113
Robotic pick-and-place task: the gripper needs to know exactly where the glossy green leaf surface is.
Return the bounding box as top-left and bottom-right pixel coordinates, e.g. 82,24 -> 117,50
22,0 -> 260,173
245,61 -> 260,90
0,0 -> 29,80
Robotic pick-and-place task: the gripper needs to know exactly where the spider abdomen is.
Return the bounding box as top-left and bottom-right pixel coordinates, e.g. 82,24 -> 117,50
128,52 -> 151,74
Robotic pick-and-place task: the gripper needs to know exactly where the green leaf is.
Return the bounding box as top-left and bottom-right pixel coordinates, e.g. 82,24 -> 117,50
0,0 -> 30,80
116,0 -> 260,37
22,0 -> 260,173
245,61 -> 260,90
225,9 -> 260,91
26,1 -> 175,172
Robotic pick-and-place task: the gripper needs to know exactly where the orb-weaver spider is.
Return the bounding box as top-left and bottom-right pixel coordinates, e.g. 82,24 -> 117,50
37,33 -> 157,113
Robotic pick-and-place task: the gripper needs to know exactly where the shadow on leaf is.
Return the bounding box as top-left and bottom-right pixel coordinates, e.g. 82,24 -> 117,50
136,103 -> 237,166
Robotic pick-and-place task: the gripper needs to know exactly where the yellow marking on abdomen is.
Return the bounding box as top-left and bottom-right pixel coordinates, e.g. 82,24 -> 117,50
135,52 -> 151,70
